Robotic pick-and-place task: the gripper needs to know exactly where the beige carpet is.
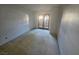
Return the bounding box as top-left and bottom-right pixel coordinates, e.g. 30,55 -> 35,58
0,29 -> 59,55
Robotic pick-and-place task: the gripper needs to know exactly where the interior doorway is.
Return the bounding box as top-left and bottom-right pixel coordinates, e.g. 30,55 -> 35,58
38,15 -> 50,30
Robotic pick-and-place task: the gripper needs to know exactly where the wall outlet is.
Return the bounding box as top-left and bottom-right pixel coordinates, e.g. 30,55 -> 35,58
5,37 -> 8,39
0,35 -> 1,37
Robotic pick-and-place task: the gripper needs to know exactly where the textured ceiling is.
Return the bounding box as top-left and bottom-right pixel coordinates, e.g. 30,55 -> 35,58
0,4 -> 61,12
15,4 -> 59,12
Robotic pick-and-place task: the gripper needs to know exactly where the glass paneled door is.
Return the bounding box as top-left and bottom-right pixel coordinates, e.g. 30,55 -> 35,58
38,15 -> 49,29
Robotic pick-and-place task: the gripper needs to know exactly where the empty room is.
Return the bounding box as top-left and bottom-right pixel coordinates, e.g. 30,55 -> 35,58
0,4 -> 79,55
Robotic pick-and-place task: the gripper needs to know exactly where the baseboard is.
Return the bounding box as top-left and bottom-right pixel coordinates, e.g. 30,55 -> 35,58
0,28 -> 32,46
50,32 -> 58,39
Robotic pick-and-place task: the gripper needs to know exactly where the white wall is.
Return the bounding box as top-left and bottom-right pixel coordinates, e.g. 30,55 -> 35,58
58,5 -> 79,54
0,5 -> 35,46
49,6 -> 62,38
29,12 -> 36,29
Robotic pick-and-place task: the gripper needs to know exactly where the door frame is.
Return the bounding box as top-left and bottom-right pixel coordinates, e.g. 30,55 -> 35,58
38,14 -> 50,30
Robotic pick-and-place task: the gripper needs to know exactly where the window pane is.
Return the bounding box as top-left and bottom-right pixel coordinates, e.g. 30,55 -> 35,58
26,14 -> 29,24
44,15 -> 49,28
38,15 -> 44,28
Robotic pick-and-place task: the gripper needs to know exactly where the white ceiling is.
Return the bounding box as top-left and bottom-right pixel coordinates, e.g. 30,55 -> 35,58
0,4 -> 61,12
16,4 -> 59,12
